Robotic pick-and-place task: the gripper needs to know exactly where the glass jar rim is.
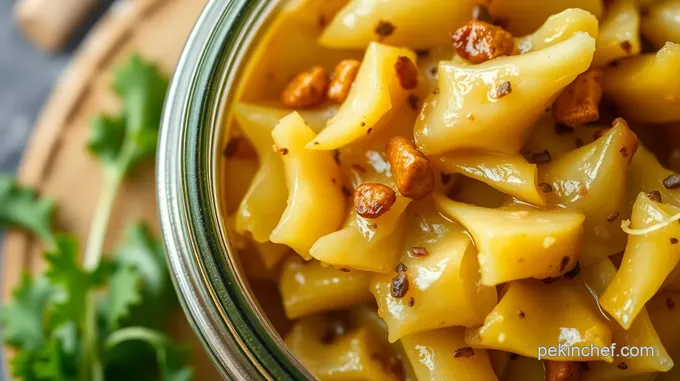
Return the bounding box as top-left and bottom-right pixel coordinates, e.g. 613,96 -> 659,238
157,1 -> 313,379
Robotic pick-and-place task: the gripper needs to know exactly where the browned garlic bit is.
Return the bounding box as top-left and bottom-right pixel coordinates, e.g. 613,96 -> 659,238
386,137 -> 435,200
552,70 -> 603,127
545,361 -> 581,381
451,20 -> 514,64
394,56 -> 418,90
328,59 -> 361,103
353,183 -> 397,219
280,65 -> 329,108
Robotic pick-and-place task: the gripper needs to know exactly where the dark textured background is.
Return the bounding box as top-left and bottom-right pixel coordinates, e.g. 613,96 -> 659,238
0,0 -> 115,377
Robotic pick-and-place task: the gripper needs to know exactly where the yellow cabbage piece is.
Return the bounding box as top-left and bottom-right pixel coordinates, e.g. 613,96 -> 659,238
279,257 -> 373,319
232,103 -> 338,242
603,42 -> 680,123
400,328 -> 499,381
310,198 -> 408,272
500,356 -> 546,381
309,103 -> 421,272
371,199 -> 497,342
465,279 -> 612,361
414,32 -> 596,155
318,0 -> 474,49
628,144 -> 680,209
434,193 -> 584,286
449,177 -> 510,209
285,311 -> 406,381
580,258 -> 673,380
436,152 -> 546,207
226,214 -> 289,282
231,0 -> 358,103
307,42 -> 416,150
485,0 -> 603,36
592,0 -> 641,67
648,291 -> 680,354
600,192 -> 680,330
515,8 -> 599,53
538,118 -> 637,263
223,158 -> 258,213
232,104 -> 289,242
641,0 -> 680,48
523,114 -> 602,161
270,112 -> 346,258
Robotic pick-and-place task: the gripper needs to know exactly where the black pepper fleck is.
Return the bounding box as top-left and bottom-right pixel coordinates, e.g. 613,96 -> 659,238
620,40 -> 633,53
409,247 -> 429,258
518,310 -> 525,319
672,238 -> 679,245
408,94 -> 420,111
375,20 -> 395,39
532,150 -> 552,164
408,297 -> 415,307
617,362 -> 628,370
647,190 -> 663,203
619,146 -> 629,158
575,138 -> 584,148
539,183 -> 553,193
663,174 -> 680,189
559,256 -> 570,272
390,272 -> 409,298
492,81 -> 512,99
667,297 -> 676,310
564,261 -> 581,280
555,124 -> 574,135
542,277 -> 558,284
415,49 -> 430,58
607,212 -> 620,222
453,347 -> 475,359
440,173 -> 452,185
367,128 -> 373,135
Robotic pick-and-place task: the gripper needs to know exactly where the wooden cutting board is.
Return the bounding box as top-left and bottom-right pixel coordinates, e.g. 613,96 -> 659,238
1,0 -> 220,379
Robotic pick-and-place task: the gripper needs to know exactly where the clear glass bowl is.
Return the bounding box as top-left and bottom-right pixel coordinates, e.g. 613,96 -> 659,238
157,1 -> 313,379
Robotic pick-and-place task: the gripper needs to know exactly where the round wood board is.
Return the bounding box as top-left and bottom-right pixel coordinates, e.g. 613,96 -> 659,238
1,0 -> 219,379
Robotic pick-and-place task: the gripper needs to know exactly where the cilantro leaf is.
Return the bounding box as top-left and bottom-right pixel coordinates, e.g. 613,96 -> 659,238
10,348 -> 42,381
109,223 -> 177,329
87,116 -> 126,165
104,265 -> 142,330
87,54 -> 168,175
44,236 -> 97,326
33,333 -> 79,381
0,176 -> 56,246
104,327 -> 194,381
0,274 -> 53,350
114,223 -> 169,298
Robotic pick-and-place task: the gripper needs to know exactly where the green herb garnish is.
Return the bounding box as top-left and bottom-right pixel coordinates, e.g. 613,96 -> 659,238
0,54 -> 192,381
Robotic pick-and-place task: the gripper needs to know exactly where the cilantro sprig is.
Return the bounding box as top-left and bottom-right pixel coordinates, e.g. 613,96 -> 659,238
0,54 -> 193,381
0,177 -> 56,247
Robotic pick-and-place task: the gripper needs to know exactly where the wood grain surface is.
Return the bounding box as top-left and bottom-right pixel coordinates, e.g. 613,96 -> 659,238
1,0 -> 220,379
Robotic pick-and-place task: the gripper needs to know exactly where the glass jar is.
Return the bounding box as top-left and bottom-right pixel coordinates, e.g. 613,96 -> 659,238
157,0 -> 313,379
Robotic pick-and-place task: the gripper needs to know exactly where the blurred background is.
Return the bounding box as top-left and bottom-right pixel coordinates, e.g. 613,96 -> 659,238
0,1 -> 116,378
0,0 -> 116,174
0,1 -> 215,380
